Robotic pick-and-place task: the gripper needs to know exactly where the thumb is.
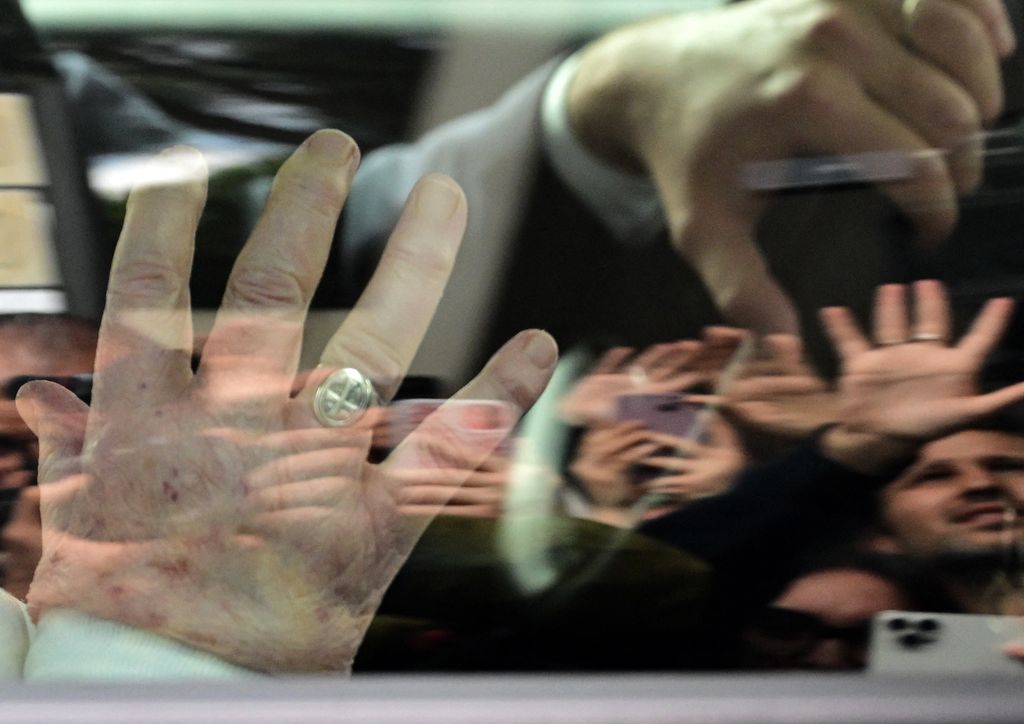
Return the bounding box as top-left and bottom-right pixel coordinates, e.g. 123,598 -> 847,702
15,381 -> 89,479
955,383 -> 1024,427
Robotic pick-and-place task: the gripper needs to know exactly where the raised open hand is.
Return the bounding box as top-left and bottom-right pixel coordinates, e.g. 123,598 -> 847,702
559,328 -> 745,425
15,131 -> 558,673
722,334 -> 837,440
569,421 -> 658,509
640,415 -> 747,501
821,280 -> 1024,442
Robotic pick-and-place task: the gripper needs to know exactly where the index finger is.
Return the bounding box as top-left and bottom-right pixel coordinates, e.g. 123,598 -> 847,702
820,306 -> 872,360
93,147 -> 207,410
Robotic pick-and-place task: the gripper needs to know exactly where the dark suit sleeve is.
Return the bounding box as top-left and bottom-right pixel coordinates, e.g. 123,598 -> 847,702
638,439 -> 894,609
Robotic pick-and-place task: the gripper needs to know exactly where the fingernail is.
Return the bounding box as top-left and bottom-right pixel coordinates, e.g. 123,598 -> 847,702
996,17 -> 1017,57
939,103 -> 976,135
138,145 -> 207,191
13,387 -> 39,432
522,330 -> 557,368
305,129 -> 360,166
414,175 -> 462,222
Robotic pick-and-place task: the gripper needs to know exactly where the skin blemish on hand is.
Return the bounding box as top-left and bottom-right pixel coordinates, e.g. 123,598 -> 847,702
162,481 -> 180,502
185,631 -> 219,649
145,612 -> 169,628
154,558 -> 191,577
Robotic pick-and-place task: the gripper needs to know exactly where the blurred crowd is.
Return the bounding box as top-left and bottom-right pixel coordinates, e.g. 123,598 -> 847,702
3,277 -> 1023,672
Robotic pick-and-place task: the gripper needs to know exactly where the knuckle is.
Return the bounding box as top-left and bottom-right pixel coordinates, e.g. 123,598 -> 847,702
764,62 -> 840,122
801,4 -> 859,53
227,266 -> 307,309
333,324 -> 404,391
277,171 -> 346,226
923,5 -> 987,56
108,258 -> 183,301
381,235 -> 454,286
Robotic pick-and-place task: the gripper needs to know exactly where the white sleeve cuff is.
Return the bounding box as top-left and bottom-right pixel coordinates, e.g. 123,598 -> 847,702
25,610 -> 259,680
0,590 -> 32,678
540,51 -> 664,245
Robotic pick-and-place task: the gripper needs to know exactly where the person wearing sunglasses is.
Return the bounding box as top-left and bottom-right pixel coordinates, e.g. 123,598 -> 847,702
739,551 -> 942,670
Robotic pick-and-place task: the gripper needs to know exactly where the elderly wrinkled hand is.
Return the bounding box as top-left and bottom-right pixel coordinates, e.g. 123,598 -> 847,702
568,0 -> 1015,333
14,131 -> 558,673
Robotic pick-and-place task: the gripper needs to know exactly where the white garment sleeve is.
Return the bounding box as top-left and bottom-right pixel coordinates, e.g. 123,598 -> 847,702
0,589 -> 32,678
539,51 -> 664,245
0,593 -> 256,680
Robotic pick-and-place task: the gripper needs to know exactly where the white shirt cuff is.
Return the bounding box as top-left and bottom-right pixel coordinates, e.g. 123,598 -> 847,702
25,609 -> 258,680
540,51 -> 664,244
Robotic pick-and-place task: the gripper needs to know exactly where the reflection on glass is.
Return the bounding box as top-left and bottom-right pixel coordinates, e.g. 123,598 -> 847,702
3,0 -> 1024,689
0,94 -> 47,186
0,192 -> 58,287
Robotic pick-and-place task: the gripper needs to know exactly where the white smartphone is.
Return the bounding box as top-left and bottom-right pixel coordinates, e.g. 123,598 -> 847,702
868,610 -> 1024,676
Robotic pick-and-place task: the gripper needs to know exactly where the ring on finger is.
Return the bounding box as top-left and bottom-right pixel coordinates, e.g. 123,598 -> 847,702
901,0 -> 926,42
312,367 -> 382,427
911,332 -> 945,343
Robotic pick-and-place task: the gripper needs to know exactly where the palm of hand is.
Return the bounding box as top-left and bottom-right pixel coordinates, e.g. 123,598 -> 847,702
727,374 -> 835,438
822,281 -> 1024,445
18,135 -> 557,673
32,398 -> 406,671
837,346 -> 978,440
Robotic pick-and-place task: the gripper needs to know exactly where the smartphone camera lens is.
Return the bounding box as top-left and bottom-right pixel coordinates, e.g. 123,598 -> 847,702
916,618 -> 940,633
887,617 -> 908,631
898,632 -> 925,649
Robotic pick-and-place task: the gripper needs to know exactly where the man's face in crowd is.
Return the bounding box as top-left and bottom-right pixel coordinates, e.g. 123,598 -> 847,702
880,430 -> 1024,559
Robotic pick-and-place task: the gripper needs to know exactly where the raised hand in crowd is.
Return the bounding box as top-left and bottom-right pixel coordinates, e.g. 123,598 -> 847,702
569,421 -> 659,519
639,415 -> 748,502
559,327 -> 745,426
819,279 -> 1024,472
568,0 -> 1016,332
14,131 -> 558,673
389,446 -> 512,520
717,334 -> 837,441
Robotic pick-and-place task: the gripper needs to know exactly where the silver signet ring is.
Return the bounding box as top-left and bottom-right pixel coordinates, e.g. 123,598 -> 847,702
312,368 -> 380,427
